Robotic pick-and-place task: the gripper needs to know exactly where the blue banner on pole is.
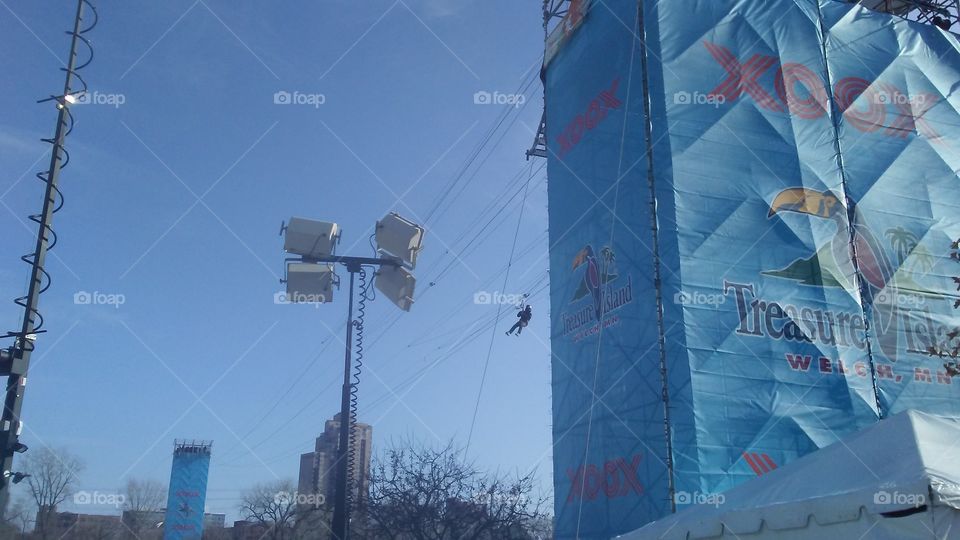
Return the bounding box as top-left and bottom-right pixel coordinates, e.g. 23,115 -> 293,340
163,443 -> 212,540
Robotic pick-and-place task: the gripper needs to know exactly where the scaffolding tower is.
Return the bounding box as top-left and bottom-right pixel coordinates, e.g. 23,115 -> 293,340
859,0 -> 959,27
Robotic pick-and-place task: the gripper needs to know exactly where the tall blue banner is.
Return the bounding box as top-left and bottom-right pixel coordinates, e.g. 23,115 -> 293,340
546,1 -> 668,538
163,442 -> 212,540
546,0 -> 960,538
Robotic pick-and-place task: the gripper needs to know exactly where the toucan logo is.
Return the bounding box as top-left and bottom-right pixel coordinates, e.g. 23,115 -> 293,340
571,245 -> 618,318
753,187 -> 946,363
561,244 -> 633,341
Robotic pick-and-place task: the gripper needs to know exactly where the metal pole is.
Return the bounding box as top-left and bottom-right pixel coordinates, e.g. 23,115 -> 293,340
0,0 -> 85,514
331,270 -> 355,540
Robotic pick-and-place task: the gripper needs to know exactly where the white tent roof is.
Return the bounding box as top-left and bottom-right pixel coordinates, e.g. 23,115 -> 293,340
618,410 -> 960,539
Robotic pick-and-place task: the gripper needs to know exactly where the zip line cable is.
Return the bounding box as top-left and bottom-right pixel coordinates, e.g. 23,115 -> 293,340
465,162 -> 534,455
576,6 -> 641,535
362,168 -> 546,355
363,278 -> 550,414
406,266 -> 548,349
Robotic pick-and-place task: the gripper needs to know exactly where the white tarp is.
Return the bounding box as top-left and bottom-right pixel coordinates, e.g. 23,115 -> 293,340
618,411 -> 960,539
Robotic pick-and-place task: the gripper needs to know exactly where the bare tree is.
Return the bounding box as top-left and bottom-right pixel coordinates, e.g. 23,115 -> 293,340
0,496 -> 32,539
294,506 -> 333,540
363,439 -> 548,540
121,478 -> 166,538
239,479 -> 298,540
21,446 -> 84,540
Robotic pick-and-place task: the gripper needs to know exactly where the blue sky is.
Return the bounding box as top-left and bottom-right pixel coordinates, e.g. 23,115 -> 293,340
0,0 -> 553,520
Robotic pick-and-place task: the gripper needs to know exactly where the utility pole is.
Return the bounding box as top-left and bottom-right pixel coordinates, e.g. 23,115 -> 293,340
0,0 -> 93,512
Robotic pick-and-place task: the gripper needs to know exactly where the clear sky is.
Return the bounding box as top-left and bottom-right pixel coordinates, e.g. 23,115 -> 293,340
0,0 -> 553,521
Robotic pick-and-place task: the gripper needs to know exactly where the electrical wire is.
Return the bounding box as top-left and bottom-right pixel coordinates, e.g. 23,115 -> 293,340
357,166 -> 546,356
421,62 -> 541,225
215,325 -> 347,461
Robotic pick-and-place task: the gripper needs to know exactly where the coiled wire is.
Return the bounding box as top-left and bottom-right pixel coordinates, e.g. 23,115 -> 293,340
6,0 -> 97,351
347,266 -> 375,510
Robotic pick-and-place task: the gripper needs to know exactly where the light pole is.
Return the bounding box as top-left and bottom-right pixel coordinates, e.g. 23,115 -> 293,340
280,214 -> 423,540
0,0 -> 96,513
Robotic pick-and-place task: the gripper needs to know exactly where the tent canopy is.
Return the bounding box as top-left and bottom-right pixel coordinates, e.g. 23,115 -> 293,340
618,411 -> 960,539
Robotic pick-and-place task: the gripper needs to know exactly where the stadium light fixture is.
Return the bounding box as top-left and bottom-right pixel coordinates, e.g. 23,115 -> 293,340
283,217 -> 340,259
285,262 -> 335,304
375,212 -> 424,269
277,212 -> 424,540
374,265 -> 416,312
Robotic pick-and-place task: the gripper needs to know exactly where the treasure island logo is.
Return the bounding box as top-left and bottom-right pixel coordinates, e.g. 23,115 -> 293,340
723,187 -> 947,364
561,244 -> 634,342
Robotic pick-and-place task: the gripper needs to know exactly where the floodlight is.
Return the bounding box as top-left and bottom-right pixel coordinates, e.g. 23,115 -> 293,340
375,265 -> 416,312
4,471 -> 28,485
284,217 -> 340,258
286,262 -> 335,304
375,213 -> 424,269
